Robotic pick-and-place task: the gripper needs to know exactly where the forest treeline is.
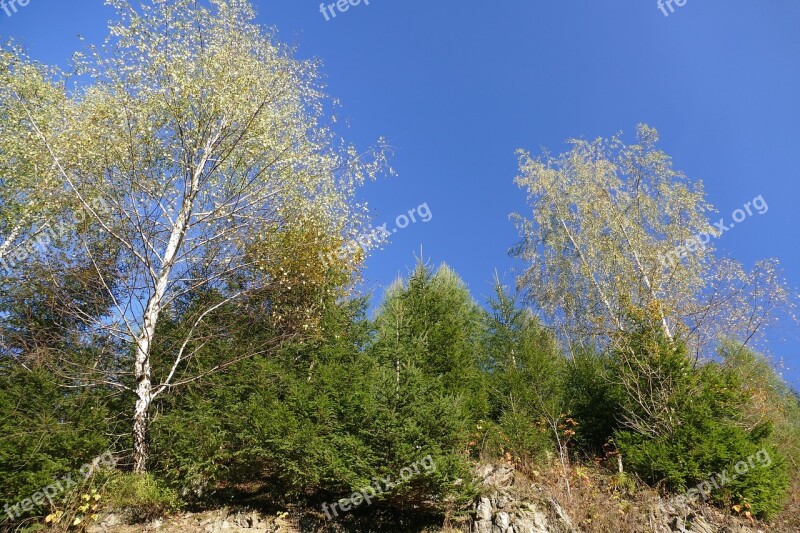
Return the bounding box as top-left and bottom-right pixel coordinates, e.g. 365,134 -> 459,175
1,0 -> 798,531
2,262 -> 799,528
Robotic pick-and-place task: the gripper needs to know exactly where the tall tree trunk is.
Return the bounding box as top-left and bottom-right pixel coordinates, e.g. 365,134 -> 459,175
128,147 -> 211,473
132,308 -> 157,473
132,380 -> 151,473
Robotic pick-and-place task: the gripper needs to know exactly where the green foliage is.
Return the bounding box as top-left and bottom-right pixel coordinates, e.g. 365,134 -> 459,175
143,270 -> 798,521
0,361 -> 112,521
373,262 -> 488,420
105,473 -> 181,522
603,314 -> 790,519
2,253 -> 796,525
480,411 -> 552,465
720,342 -> 800,467
151,282 -> 477,509
1,1 -> 796,528
616,423 -> 788,519
564,349 -> 622,454
481,280 -> 566,464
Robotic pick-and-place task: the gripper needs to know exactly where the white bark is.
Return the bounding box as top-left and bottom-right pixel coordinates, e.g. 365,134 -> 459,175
598,188 -> 674,341
131,136 -> 213,473
5,2 -> 381,476
0,215 -> 27,261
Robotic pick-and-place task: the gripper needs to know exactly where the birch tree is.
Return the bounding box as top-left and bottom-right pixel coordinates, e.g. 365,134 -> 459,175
9,0 -> 388,473
512,124 -> 795,358
0,45 -> 71,274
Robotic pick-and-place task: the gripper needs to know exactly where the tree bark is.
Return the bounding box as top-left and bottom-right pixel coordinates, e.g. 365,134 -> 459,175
132,377 -> 151,473
132,294 -> 159,473
129,142 -> 212,473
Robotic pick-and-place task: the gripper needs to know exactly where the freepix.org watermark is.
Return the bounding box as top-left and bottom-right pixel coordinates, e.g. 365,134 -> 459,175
0,198 -> 111,275
686,448 -> 772,502
319,0 -> 370,22
1,0 -> 31,17
319,202 -> 432,269
322,455 -> 437,520
658,194 -> 768,269
657,0 -> 688,17
3,452 -> 116,522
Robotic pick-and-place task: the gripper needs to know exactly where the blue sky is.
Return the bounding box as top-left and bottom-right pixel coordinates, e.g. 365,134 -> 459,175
3,0 -> 800,385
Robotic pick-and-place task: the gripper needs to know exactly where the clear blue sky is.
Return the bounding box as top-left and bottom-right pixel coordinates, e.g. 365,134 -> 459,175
3,1 -> 799,386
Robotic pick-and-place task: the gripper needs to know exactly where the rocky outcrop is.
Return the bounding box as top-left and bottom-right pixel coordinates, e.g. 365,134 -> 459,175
472,495 -> 554,532
468,464 -> 769,533
470,464 -> 573,533
86,508 -> 296,533
645,496 -> 766,533
82,464 -> 777,532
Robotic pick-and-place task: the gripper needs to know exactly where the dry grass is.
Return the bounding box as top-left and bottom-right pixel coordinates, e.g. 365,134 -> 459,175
771,476 -> 800,532
504,459 -> 792,533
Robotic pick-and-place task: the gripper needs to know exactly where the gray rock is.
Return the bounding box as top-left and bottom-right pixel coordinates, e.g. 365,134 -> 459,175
494,511 -> 511,531
487,466 -> 516,488
477,463 -> 516,489
471,482 -> 553,533
473,519 -> 494,533
496,492 -> 515,509
512,509 -> 551,533
477,495 -> 494,521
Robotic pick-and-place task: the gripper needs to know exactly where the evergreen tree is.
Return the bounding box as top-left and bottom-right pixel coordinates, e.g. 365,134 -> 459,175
482,280 -> 569,478
372,262 -> 487,421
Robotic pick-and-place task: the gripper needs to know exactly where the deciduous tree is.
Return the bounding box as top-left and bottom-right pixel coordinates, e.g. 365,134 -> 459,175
512,124 -> 794,359
9,0 -> 387,473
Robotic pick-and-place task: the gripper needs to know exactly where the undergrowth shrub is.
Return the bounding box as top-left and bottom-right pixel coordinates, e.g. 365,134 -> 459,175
567,313 -> 797,519
105,473 -> 181,522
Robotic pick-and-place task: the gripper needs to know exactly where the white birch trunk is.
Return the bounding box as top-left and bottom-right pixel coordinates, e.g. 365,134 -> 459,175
131,157 -> 206,473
